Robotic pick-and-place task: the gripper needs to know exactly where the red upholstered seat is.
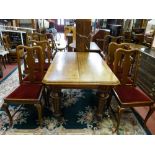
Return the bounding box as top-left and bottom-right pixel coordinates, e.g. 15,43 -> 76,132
114,85 -> 152,107
6,83 -> 43,100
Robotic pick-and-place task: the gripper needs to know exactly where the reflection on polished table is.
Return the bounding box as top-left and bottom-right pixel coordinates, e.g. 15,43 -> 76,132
69,41 -> 101,52
42,52 -> 120,119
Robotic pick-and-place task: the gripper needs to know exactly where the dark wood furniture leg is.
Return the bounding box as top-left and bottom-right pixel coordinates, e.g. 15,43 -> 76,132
50,88 -> 62,117
96,87 -> 111,120
1,103 -> 13,127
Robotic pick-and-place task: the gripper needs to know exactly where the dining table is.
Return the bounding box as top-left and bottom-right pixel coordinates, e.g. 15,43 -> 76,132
42,52 -> 120,120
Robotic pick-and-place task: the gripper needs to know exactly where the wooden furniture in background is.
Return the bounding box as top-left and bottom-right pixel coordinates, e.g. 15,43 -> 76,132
0,49 -> 9,69
92,29 -> 110,51
2,35 -> 17,63
39,34 -> 48,41
32,32 -> 48,42
64,25 -> 76,41
76,19 -> 91,52
144,35 -> 153,47
132,33 -> 144,44
101,35 -> 124,59
123,31 -> 132,42
42,52 -> 120,119
1,29 -> 26,45
69,41 -> 101,54
107,42 -> 130,70
32,32 -> 40,41
66,33 -> 73,51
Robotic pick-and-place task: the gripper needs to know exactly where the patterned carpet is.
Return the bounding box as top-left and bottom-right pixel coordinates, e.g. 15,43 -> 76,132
0,68 -> 149,135
0,63 -> 17,83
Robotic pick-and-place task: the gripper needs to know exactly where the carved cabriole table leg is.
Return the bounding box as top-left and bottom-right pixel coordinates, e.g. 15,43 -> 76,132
96,86 -> 111,120
50,88 -> 62,117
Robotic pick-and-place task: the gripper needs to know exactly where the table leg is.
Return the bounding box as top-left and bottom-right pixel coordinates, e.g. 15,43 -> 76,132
96,87 -> 111,120
50,88 -> 62,117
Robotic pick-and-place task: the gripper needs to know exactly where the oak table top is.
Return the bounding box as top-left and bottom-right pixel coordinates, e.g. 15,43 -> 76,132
42,52 -> 120,86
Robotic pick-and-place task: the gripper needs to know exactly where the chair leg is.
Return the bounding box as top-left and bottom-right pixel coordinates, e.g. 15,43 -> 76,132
46,87 -> 51,107
8,55 -> 12,64
1,103 -> 13,127
2,56 -> 6,68
42,86 -> 47,106
114,107 -> 125,134
144,105 -> 155,124
34,103 -> 42,127
105,89 -> 113,110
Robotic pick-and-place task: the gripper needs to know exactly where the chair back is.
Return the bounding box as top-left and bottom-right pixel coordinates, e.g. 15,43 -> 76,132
32,40 -> 51,63
107,42 -> 130,67
103,35 -> 124,58
113,48 -> 140,85
16,45 -> 44,84
39,34 -> 48,41
32,33 -> 40,41
32,33 -> 47,41
2,35 -> 11,50
26,32 -> 32,46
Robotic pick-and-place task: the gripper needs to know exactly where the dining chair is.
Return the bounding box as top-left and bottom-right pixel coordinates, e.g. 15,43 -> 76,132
109,48 -> 154,133
20,45 -> 49,106
1,45 -> 45,127
2,35 -> 17,63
